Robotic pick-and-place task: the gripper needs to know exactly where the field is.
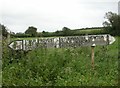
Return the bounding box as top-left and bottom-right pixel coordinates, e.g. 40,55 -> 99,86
73,28 -> 107,35
2,36 -> 119,86
12,28 -> 107,41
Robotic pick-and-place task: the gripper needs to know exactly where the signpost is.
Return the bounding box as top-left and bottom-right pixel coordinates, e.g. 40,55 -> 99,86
8,34 -> 115,51
8,34 -> 115,69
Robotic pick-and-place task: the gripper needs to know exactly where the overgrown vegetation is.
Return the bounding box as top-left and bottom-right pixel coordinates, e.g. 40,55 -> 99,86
1,11 -> 119,86
2,36 -> 118,86
11,27 -> 107,38
103,12 -> 120,36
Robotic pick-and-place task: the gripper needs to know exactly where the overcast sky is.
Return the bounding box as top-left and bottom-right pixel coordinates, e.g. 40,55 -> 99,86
0,0 -> 119,33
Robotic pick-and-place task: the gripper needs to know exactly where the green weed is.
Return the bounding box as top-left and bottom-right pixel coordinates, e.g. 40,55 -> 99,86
2,37 -> 119,86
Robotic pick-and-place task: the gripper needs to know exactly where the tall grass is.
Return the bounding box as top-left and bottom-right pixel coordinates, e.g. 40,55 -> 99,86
2,37 -> 118,86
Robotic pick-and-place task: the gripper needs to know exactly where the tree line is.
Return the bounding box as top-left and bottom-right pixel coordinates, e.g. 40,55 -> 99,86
1,26 -> 105,38
1,11 -> 120,38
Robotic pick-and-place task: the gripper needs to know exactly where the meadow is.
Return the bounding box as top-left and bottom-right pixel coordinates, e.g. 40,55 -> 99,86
2,36 -> 119,86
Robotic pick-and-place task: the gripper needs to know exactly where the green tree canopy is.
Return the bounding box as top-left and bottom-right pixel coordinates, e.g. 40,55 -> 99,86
2,25 -> 8,37
103,12 -> 120,36
25,26 -> 37,37
62,27 -> 72,36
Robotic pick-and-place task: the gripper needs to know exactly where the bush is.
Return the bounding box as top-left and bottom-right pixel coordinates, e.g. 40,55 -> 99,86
2,37 -> 118,86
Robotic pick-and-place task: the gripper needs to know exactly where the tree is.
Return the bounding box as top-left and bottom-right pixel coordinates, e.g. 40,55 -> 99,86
62,27 -> 72,36
42,31 -> 51,37
37,32 -> 42,37
55,30 -> 63,36
2,25 -> 8,37
103,12 -> 120,36
25,26 -> 37,37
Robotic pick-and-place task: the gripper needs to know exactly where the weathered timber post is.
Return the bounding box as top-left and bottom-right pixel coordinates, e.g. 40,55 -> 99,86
107,34 -> 109,45
59,37 -> 61,48
22,40 -> 24,51
91,44 -> 96,70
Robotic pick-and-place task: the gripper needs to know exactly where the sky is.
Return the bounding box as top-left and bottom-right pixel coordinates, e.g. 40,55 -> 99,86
0,0 -> 119,33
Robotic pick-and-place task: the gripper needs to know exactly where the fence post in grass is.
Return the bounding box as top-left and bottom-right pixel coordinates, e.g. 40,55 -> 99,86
107,34 -> 109,45
22,40 -> 24,51
91,44 -> 96,70
59,37 -> 61,48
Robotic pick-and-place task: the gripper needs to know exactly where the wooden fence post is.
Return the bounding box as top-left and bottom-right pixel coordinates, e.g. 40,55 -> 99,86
107,34 -> 109,45
59,37 -> 61,48
91,44 -> 96,70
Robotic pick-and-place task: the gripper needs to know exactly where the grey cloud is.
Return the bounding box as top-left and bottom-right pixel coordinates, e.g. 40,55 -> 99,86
1,0 -> 118,33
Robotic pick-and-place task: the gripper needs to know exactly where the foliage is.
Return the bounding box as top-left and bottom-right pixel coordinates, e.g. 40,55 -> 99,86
72,29 -> 107,36
25,26 -> 37,37
14,33 -> 32,38
103,12 -> 120,36
62,27 -> 72,36
11,27 -> 106,38
41,31 -> 53,37
2,36 -> 118,86
39,28 -> 106,37
1,25 -> 8,38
